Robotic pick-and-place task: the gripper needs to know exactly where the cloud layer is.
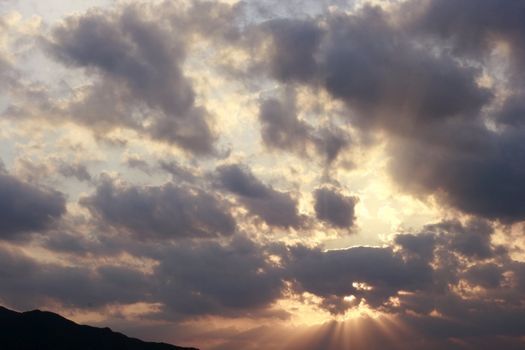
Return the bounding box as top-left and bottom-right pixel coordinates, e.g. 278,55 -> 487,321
1,0 -> 525,349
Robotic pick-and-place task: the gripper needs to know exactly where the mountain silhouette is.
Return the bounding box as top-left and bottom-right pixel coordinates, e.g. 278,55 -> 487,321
0,306 -> 198,350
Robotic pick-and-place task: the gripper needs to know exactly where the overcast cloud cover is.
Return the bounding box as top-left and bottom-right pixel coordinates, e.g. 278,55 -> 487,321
1,0 -> 525,349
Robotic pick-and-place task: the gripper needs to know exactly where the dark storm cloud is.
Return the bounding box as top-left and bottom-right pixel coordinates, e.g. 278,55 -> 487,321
216,164 -> 304,228
313,187 -> 357,229
155,235 -> 285,318
45,2 -> 240,154
0,172 -> 66,240
81,177 -> 236,239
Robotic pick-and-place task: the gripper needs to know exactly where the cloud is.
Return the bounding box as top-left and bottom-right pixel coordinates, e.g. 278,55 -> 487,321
57,162 -> 92,182
279,218 -> 519,318
216,164 -> 304,228
44,2 -> 244,154
283,244 -> 432,314
0,246 -> 150,310
263,18 -> 323,83
154,235 -> 285,318
1,233 -> 287,321
159,160 -> 198,184
389,124 -> 525,222
409,0 -> 525,69
313,187 -> 357,229
0,55 -> 16,91
1,1 -> 525,348
248,4 -> 525,222
259,7 -> 491,133
313,127 -> 351,165
464,263 -> 504,289
3,216 -> 525,346
81,177 -> 236,240
0,171 -> 65,240
258,92 -> 351,163
259,96 -> 312,154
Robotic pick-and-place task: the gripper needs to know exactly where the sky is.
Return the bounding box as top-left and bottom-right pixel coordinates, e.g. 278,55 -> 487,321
1,0 -> 525,349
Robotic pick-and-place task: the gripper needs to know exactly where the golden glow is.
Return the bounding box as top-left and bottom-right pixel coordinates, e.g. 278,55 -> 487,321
352,282 -> 373,291
65,302 -> 164,324
157,300 -> 415,350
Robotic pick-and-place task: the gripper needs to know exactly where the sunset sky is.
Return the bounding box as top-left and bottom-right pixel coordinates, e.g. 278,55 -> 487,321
1,0 -> 525,349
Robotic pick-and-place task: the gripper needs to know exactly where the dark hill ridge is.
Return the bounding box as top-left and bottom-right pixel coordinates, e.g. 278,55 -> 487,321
0,306 -> 198,350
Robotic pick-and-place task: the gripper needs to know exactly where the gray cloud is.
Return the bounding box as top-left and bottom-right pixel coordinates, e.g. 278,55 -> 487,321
57,162 -> 92,182
263,18 -> 323,83
409,0 -> 525,69
2,1 -> 525,348
464,263 -> 504,289
283,244 -> 432,314
394,232 -> 436,261
313,187 -> 357,229
277,219 -> 519,318
0,171 -> 65,240
216,164 -> 304,228
159,160 -> 198,184
3,216 -> 525,346
45,2 -> 231,154
313,127 -> 351,165
81,177 -> 236,240
124,155 -> 152,175
2,233 -> 286,320
260,7 -> 491,133
155,235 -> 285,318
0,56 -> 17,92
259,96 -> 312,154
250,4 -> 525,222
389,124 -> 525,222
258,94 -> 351,163
498,94 -> 525,128
0,246 -> 149,310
